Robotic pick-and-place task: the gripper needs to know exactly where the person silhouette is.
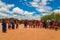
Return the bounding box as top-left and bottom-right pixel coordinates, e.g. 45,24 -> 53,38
15,20 -> 18,29
24,20 -> 27,28
8,20 -> 11,29
2,19 -> 7,33
11,20 -> 15,29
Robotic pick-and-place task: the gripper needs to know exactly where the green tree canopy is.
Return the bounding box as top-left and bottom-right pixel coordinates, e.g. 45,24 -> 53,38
41,12 -> 60,21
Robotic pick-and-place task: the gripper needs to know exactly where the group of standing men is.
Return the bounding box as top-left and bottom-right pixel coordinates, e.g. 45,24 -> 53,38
1,19 -> 59,33
2,19 -> 19,33
24,20 -> 59,31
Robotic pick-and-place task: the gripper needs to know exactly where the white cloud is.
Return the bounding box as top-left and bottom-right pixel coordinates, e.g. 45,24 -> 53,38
30,1 -> 39,8
31,15 -> 41,20
36,6 -> 52,13
19,0 -> 53,14
0,1 -> 14,13
21,14 -> 41,20
0,13 -> 7,16
53,10 -> 60,13
24,11 -> 34,15
41,0 -> 48,5
0,0 -> 41,20
11,7 -> 24,14
7,4 -> 14,8
11,7 -> 34,15
30,0 -> 53,13
0,0 -> 15,18
33,0 -> 40,2
11,7 -> 37,20
37,8 -> 46,12
0,7 -> 8,12
42,13 -> 50,16
0,0 -> 36,20
11,8 -> 40,20
19,0 -> 32,7
0,12 -> 12,18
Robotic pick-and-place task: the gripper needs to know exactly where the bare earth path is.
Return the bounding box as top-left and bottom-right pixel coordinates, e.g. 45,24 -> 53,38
0,24 -> 60,40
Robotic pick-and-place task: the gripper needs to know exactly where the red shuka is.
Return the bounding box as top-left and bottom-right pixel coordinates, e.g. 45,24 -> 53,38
54,22 -> 58,28
38,21 -> 42,27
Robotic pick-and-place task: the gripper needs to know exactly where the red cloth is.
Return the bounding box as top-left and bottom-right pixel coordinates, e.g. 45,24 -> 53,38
38,21 -> 42,27
26,20 -> 28,25
54,22 -> 58,28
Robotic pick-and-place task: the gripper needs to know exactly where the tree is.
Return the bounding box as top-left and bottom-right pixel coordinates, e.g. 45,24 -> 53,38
41,12 -> 60,21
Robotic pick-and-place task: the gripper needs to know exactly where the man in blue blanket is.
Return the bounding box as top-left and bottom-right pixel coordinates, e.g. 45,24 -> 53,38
2,19 -> 7,33
24,20 -> 27,28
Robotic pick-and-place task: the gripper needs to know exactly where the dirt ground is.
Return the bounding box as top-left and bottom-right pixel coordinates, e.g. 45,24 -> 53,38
0,23 -> 60,40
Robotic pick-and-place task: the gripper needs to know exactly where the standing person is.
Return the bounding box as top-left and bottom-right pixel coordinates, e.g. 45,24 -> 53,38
11,20 -> 15,29
37,21 -> 39,28
26,20 -> 28,28
29,21 -> 32,28
36,21 -> 38,28
46,21 -> 49,28
29,21 -> 31,28
43,20 -> 47,29
49,20 -> 53,29
54,21 -> 58,31
15,20 -> 18,29
26,20 -> 28,26
8,20 -> 11,29
2,19 -> 7,33
24,20 -> 27,28
33,20 -> 36,28
42,20 -> 45,28
30,21 -> 33,28
38,21 -> 43,28
45,21 -> 47,29
52,21 -> 55,29
42,20 -> 44,28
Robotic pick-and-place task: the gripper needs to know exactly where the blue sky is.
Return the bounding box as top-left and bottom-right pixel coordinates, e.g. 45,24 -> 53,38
0,0 -> 60,20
